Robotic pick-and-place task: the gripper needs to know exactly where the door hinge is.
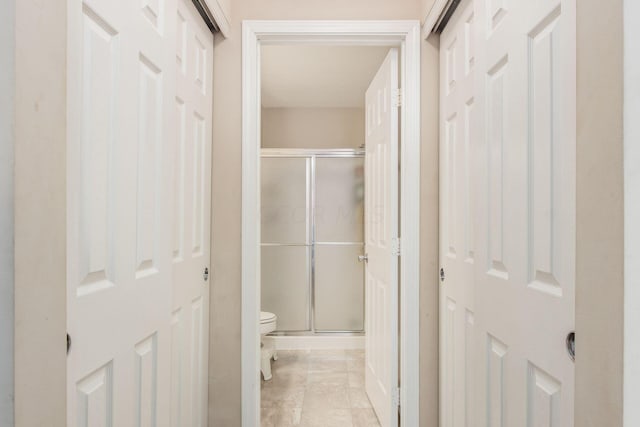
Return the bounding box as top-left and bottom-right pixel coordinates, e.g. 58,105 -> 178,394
393,387 -> 401,408
394,89 -> 403,107
391,237 -> 401,256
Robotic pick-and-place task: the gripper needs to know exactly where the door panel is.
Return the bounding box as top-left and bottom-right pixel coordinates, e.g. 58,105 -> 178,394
439,2 -> 477,426
439,0 -> 575,426
314,244 -> 365,331
261,157 -> 310,244
67,0 -> 213,425
364,48 -> 399,427
315,157 -> 365,243
171,0 -> 213,425
474,0 -> 575,425
67,0 -> 174,424
261,245 -> 311,331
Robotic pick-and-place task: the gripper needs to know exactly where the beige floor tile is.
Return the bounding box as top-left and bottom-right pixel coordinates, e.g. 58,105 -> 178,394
262,348 -> 372,425
261,407 -> 303,427
348,371 -> 365,388
272,359 -> 309,375
277,350 -> 312,361
307,349 -> 347,360
345,349 -> 365,360
261,386 -> 305,409
308,358 -> 348,373
299,408 -> 353,427
303,384 -> 351,410
348,387 -> 372,408
306,371 -> 349,387
263,371 -> 308,389
347,358 -> 364,372
351,408 -> 381,427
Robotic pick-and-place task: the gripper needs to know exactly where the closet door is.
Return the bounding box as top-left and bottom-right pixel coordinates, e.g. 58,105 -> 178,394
473,0 -> 576,425
66,0 -> 214,425
66,0 -> 176,424
170,1 -> 214,426
439,1 -> 477,426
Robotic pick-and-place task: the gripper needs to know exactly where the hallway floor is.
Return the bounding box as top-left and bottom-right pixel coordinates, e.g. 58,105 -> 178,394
261,349 -> 381,427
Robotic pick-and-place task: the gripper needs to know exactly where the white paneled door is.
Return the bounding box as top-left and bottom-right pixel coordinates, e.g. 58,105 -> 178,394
171,1 -> 213,426
439,1 -> 477,426
66,0 -> 213,425
364,48 -> 399,427
439,0 -> 576,426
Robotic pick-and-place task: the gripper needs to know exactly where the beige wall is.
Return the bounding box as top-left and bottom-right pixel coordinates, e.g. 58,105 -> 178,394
575,0 -> 625,426
0,1 -> 15,425
13,0 -> 67,425
209,0 -> 442,425
261,107 -> 364,149
420,32 -> 440,427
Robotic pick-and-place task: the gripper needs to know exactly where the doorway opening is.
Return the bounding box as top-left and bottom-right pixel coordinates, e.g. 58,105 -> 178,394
241,21 -> 421,427
259,44 -> 386,425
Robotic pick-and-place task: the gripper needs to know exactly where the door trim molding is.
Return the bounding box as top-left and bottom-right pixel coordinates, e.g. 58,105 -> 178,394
200,0 -> 230,37
624,0 -> 639,425
241,20 -> 421,427
422,0 -> 450,38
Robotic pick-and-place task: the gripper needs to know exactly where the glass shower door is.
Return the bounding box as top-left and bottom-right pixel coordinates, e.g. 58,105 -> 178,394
260,157 -> 311,332
260,150 -> 365,334
314,157 -> 365,332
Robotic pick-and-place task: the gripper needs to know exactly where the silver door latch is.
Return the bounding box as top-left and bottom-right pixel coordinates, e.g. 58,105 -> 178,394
358,254 -> 368,263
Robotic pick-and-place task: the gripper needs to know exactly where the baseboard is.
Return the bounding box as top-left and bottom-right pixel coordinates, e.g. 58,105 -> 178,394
270,335 -> 365,350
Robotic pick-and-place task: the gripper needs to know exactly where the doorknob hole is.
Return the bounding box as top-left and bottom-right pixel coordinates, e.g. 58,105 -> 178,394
566,331 -> 575,362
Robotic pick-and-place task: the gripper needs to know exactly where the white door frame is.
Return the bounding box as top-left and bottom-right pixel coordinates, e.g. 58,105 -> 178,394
624,0 -> 640,425
241,20 -> 421,427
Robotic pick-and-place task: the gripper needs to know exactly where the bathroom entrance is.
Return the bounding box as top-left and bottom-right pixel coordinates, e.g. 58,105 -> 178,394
255,40 -> 405,427
241,20 -> 421,427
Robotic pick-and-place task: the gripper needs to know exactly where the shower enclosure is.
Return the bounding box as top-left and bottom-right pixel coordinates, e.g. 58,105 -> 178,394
261,149 -> 365,334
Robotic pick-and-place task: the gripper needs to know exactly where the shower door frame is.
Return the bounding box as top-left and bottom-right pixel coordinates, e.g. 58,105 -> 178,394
241,20 -> 421,427
261,148 -> 366,335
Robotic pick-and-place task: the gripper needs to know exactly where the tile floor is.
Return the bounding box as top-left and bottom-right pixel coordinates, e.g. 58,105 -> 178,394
261,349 -> 381,427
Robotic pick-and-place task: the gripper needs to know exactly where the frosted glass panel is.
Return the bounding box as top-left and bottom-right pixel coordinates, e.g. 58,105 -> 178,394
261,245 -> 310,331
315,158 -> 365,242
261,157 -> 309,244
314,245 -> 364,331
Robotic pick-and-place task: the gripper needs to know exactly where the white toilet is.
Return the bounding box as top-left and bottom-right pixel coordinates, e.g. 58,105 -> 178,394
260,311 -> 278,380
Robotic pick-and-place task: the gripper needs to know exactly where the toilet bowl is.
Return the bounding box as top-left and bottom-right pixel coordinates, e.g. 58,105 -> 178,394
260,311 -> 277,335
260,311 -> 278,380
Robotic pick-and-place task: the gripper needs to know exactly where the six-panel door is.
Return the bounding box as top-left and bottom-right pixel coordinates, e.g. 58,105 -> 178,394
364,49 -> 400,427
440,0 -> 576,426
67,0 -> 213,425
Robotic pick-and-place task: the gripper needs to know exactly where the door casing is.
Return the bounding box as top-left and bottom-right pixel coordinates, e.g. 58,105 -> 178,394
240,20 -> 422,427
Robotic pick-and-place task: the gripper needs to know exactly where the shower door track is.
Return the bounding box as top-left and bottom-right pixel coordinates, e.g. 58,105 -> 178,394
261,148 -> 365,335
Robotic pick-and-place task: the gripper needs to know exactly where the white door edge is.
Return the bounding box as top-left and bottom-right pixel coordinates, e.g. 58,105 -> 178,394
624,0 -> 640,425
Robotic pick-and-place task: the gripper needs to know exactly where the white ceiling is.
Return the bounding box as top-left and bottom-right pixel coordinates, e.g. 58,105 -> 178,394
261,45 -> 390,109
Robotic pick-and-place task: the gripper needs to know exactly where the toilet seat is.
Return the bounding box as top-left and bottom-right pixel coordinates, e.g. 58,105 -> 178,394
260,311 -> 277,324
260,311 -> 277,335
